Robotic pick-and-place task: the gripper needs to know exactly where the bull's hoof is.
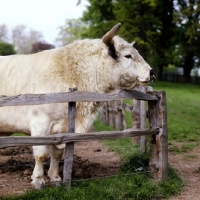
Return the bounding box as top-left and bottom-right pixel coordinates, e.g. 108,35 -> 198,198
33,182 -> 44,190
49,175 -> 62,186
55,181 -> 62,187
31,176 -> 45,190
50,175 -> 62,183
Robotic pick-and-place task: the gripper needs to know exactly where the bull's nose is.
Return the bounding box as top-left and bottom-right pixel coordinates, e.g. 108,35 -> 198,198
150,69 -> 156,80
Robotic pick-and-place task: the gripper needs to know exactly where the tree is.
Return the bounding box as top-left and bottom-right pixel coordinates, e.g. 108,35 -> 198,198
0,24 -> 9,42
12,25 -> 43,54
114,0 -> 160,62
70,0 -> 200,82
152,0 -> 174,80
56,19 -> 87,46
81,0 -> 174,80
81,0 -> 116,38
0,42 -> 16,56
31,41 -> 55,53
173,0 -> 200,83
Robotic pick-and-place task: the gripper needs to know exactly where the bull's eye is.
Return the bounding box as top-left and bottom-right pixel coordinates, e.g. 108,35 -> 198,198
125,55 -> 132,59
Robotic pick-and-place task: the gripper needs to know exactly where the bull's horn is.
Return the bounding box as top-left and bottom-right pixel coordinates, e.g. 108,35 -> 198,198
131,41 -> 136,46
102,23 -> 121,46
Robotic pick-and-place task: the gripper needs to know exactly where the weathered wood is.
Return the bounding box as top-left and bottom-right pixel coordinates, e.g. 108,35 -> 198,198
100,100 -> 126,130
123,103 -> 133,113
63,88 -> 76,188
114,100 -> 125,131
100,103 -> 107,125
140,86 -> 147,153
108,101 -> 114,127
148,91 -> 168,181
0,90 -> 158,107
132,86 -> 141,144
0,86 -> 168,185
121,100 -> 126,130
63,142 -> 74,188
0,129 -> 159,148
104,102 -> 109,126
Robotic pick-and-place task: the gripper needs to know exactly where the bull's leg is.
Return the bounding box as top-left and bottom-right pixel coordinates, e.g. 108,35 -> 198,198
48,145 -> 64,183
31,145 -> 49,188
30,114 -> 51,188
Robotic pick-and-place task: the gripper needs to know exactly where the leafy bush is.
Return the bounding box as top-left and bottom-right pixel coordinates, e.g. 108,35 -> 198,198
0,42 -> 16,56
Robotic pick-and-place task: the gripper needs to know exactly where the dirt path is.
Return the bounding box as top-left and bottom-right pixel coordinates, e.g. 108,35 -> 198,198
1,141 -> 200,199
169,143 -> 200,200
0,141 -> 120,197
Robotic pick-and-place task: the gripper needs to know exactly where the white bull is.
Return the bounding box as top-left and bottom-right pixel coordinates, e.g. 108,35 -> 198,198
0,23 -> 155,187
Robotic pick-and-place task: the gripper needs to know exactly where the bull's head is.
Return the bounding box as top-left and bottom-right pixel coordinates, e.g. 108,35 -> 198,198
102,23 -> 156,90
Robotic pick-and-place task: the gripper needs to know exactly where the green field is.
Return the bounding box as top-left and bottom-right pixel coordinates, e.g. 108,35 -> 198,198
3,81 -> 200,200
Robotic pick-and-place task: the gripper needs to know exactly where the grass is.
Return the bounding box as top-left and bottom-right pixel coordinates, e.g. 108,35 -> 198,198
3,155 -> 183,200
152,81 -> 200,142
169,143 -> 196,153
4,81 -> 200,199
184,154 -> 198,159
3,167 -> 182,200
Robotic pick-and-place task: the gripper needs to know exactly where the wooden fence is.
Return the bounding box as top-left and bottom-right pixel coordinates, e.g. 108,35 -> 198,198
162,73 -> 200,84
0,88 -> 167,188
100,86 -> 154,152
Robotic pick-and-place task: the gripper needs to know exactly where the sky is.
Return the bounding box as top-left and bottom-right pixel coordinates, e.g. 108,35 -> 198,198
0,0 -> 88,45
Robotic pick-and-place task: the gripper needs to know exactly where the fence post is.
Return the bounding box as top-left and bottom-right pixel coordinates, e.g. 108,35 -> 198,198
132,86 -> 147,151
140,86 -> 147,153
114,100 -> 126,130
63,87 -> 77,188
101,102 -> 109,126
108,101 -> 115,128
148,91 -> 168,181
132,86 -> 141,144
100,100 -> 126,130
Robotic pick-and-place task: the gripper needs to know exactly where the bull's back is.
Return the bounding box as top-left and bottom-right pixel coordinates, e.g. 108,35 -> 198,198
0,50 -> 65,134
0,51 -> 57,95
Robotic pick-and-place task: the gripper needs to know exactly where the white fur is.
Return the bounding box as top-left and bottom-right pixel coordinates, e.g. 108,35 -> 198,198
0,35 -> 152,186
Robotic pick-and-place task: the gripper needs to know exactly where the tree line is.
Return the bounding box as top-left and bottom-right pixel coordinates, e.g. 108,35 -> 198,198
1,0 -> 199,83
0,24 -> 55,55
57,0 -> 200,83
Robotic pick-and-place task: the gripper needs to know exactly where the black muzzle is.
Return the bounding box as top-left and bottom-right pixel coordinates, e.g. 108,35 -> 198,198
150,69 -> 156,81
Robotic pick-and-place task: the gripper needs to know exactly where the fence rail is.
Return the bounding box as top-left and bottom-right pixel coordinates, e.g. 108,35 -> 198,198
99,87 -> 168,181
0,128 -> 159,149
0,88 -> 167,189
0,89 -> 158,107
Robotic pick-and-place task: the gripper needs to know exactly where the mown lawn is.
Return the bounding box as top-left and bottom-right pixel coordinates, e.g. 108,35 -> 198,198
153,82 -> 200,142
3,81 -> 200,200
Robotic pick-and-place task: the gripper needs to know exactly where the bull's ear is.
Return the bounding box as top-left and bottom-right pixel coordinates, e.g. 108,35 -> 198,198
131,41 -> 136,46
102,23 -> 121,46
108,45 -> 117,59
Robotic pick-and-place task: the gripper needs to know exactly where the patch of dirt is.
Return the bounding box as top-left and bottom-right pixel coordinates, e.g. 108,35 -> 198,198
1,139 -> 200,199
0,141 -> 120,198
169,143 -> 200,200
